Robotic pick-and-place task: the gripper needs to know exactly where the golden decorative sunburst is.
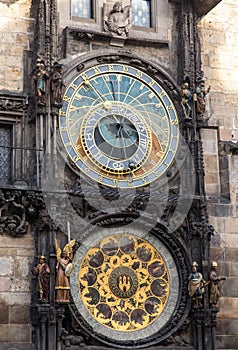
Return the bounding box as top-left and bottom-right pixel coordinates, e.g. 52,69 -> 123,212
78,234 -> 170,331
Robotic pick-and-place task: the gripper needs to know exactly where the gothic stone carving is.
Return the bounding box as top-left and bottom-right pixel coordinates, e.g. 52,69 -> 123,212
103,2 -> 131,37
0,190 -> 45,236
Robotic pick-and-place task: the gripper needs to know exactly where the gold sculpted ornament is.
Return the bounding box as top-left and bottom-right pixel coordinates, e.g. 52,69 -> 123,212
78,234 -> 170,331
55,238 -> 75,302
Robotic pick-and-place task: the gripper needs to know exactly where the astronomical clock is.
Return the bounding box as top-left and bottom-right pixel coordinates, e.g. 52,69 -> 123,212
55,52 -> 192,349
27,1 -> 217,349
59,59 -> 179,189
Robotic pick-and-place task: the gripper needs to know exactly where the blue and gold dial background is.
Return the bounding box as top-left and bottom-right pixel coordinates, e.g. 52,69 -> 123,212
59,63 -> 179,188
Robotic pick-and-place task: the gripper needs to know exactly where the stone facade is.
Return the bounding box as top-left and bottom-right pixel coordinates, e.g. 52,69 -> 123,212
0,0 -> 33,92
199,1 -> 238,348
0,0 -> 237,349
0,0 -> 34,348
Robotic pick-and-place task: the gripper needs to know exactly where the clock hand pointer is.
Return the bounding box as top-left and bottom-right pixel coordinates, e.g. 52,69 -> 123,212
83,79 -> 106,102
120,128 -> 128,159
112,114 -> 120,123
107,124 -> 122,161
109,80 -> 116,100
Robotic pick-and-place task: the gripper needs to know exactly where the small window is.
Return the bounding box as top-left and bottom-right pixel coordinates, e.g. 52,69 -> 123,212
71,0 -> 92,19
132,0 -> 151,28
0,124 -> 12,185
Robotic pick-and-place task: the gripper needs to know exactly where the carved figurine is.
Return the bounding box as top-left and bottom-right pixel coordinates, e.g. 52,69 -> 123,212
32,59 -> 49,106
33,256 -> 51,303
50,62 -> 65,107
209,261 -> 226,306
104,1 -> 131,37
181,81 -> 193,119
195,76 -> 211,114
61,329 -> 85,347
188,262 -> 207,308
55,238 -> 75,303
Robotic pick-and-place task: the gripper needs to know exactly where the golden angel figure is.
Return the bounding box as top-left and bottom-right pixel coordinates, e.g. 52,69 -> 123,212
55,238 -> 75,303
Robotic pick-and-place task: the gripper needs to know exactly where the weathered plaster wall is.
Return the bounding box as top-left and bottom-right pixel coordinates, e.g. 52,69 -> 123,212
199,0 -> 238,348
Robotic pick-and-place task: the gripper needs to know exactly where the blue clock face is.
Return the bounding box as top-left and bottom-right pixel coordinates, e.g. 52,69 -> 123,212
59,62 -> 180,188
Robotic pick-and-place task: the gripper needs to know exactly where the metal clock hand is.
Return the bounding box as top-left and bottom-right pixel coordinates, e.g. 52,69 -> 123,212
109,80 -> 117,100
108,124 -> 122,159
83,79 -> 106,102
112,114 -> 120,123
119,127 -> 128,159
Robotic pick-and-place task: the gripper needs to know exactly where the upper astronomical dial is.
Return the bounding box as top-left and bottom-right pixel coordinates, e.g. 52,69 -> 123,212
80,102 -> 152,174
59,62 -> 180,188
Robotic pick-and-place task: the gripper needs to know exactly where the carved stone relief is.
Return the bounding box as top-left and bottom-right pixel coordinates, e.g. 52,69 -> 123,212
103,1 -> 131,37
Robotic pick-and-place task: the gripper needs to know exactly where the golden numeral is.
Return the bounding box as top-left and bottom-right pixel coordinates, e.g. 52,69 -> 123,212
74,95 -> 82,101
123,65 -> 128,72
71,83 -> 78,90
117,74 -> 122,82
136,70 -> 142,78
108,64 -> 114,72
172,119 -> 178,125
156,150 -> 164,158
98,175 -> 103,183
73,155 -> 80,162
150,159 -> 156,166
64,142 -> 72,147
63,95 -> 71,102
94,67 -> 101,74
82,73 -> 88,81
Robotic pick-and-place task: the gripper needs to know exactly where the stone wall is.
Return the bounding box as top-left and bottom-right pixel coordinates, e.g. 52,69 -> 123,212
0,0 -> 35,346
0,0 -> 33,92
199,0 -> 238,348
0,0 -> 237,348
0,233 -> 35,345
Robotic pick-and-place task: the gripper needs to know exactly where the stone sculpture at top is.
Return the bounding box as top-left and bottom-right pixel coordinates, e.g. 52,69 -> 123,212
104,1 -> 131,37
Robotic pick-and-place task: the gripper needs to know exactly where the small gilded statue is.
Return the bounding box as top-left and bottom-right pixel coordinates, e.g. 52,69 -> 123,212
50,62 -> 65,107
188,262 -> 208,308
33,256 -> 51,303
104,1 -> 131,37
209,261 -> 226,306
32,59 -> 49,106
181,81 -> 193,119
195,76 -> 211,114
55,238 -> 75,303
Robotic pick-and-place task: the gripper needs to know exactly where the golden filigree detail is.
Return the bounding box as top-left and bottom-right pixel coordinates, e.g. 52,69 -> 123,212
78,234 -> 170,331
